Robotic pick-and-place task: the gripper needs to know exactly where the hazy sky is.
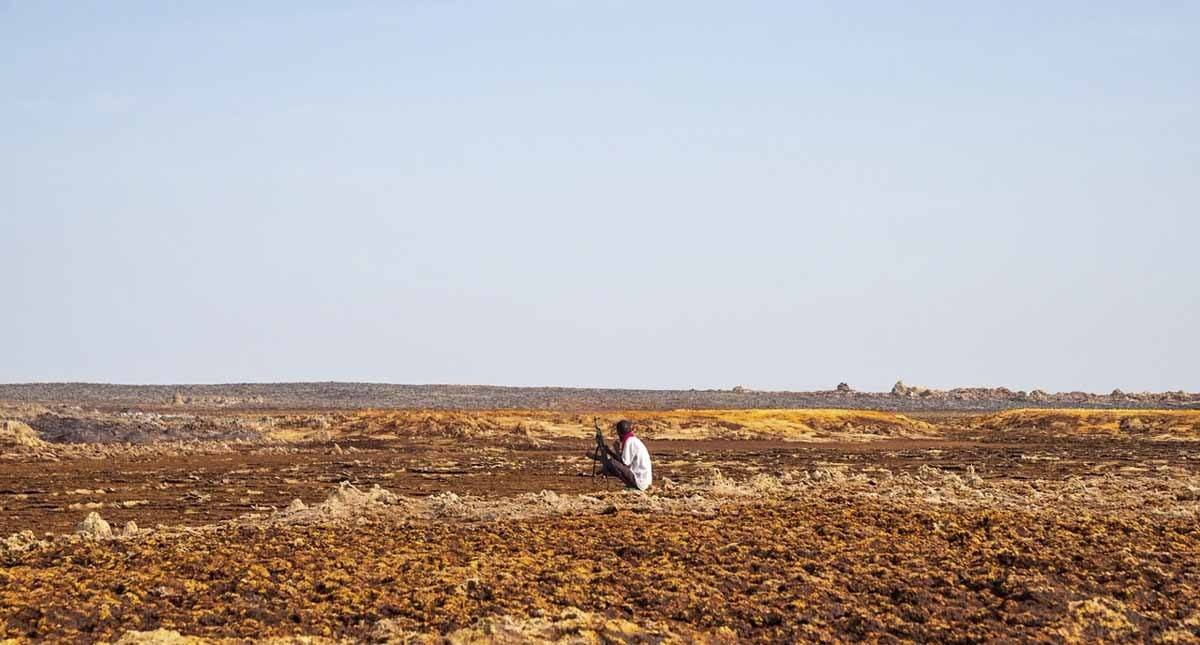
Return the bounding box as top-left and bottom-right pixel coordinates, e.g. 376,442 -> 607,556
3,2 -> 1197,392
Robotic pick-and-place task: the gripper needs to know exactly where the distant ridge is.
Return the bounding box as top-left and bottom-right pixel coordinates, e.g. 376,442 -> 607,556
0,382 -> 1196,411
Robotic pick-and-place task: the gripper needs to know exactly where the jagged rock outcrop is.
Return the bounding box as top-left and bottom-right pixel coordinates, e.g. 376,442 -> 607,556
2,383 -> 1198,413
891,381 -> 938,398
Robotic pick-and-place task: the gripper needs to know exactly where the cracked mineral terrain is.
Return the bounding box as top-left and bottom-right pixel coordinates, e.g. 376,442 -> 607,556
1,402 -> 1199,643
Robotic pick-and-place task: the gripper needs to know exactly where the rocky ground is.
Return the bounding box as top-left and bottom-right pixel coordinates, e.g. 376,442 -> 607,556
1,406 -> 1199,642
1,381 -> 1197,411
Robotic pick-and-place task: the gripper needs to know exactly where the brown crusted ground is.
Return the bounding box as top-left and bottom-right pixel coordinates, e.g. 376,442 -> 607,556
1,408 -> 1199,643
3,502 -> 1199,643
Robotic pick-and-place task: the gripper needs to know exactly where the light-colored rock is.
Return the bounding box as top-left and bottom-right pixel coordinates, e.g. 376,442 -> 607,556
75,511 -> 113,538
1,530 -> 45,557
284,498 -> 308,513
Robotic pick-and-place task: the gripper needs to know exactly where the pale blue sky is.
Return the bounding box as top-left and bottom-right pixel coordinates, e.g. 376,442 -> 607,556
3,2 -> 1197,392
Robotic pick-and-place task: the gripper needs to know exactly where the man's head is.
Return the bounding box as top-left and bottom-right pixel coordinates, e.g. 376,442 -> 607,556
614,420 -> 633,438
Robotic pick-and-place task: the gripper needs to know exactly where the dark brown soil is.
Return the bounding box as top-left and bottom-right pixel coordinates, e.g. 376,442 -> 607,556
3,433 -> 1196,536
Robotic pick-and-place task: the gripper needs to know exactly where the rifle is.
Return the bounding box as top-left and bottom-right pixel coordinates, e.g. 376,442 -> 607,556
589,417 -> 609,480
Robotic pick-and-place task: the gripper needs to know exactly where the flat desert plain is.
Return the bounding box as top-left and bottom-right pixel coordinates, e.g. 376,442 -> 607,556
1,406 -> 1199,642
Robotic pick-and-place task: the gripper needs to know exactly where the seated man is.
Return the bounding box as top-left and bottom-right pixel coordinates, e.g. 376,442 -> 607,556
592,419 -> 652,490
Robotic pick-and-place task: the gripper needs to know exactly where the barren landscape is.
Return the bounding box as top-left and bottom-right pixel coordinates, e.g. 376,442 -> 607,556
8,0 -> 1198,642
2,381 -> 1197,411
2,388 -> 1199,642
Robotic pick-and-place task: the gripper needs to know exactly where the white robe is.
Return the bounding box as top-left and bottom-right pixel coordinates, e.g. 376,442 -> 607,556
620,435 -> 653,490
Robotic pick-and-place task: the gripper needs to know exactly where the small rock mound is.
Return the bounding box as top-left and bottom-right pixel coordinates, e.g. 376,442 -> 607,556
428,491 -> 466,518
1119,417 -> 1146,432
284,498 -> 308,513
75,511 -> 113,538
268,483 -> 400,525
285,482 -> 401,521
512,422 -> 544,446
321,481 -> 396,508
703,468 -> 791,497
2,530 -> 47,560
0,419 -> 48,449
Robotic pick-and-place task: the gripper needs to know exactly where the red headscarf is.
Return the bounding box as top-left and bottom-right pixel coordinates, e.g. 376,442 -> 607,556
618,425 -> 635,448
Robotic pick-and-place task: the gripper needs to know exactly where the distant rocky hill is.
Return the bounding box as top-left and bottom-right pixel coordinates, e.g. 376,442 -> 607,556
0,381 -> 1195,411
